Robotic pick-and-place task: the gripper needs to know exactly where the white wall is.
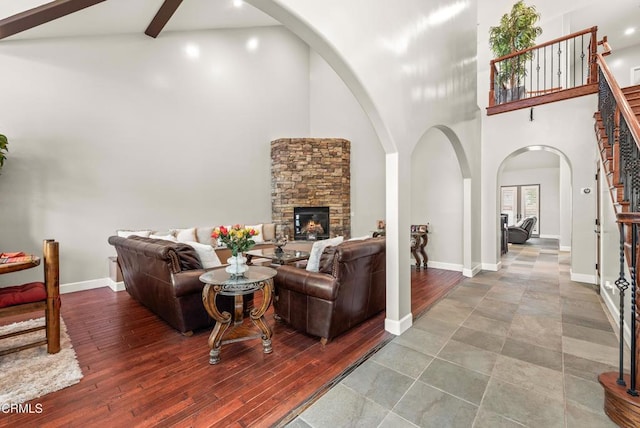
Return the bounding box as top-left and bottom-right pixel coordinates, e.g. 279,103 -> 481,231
500,166 -> 560,238
0,26 -> 310,286
482,96 -> 598,279
559,157 -> 572,250
308,51 -> 385,237
411,128 -> 463,269
605,44 -> 640,87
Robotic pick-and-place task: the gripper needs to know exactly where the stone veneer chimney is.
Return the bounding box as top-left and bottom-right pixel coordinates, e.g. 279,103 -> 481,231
271,138 -> 351,240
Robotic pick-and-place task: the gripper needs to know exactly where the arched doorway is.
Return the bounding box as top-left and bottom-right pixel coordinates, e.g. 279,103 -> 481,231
412,125 -> 474,276
497,146 -> 572,260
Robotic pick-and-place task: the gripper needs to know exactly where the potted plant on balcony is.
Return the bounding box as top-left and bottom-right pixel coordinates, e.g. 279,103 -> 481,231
0,134 -> 8,172
489,0 -> 542,103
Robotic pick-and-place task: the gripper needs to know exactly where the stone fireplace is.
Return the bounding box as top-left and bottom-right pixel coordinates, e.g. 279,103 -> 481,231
271,138 -> 350,240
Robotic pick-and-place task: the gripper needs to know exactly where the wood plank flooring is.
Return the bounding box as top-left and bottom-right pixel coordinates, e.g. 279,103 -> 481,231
1,268 -> 462,428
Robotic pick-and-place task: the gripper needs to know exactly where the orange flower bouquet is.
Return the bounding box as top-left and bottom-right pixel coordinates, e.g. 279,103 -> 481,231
211,224 -> 258,257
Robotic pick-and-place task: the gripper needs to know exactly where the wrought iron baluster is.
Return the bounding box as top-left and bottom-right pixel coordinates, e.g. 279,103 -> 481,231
629,220 -> 639,396
544,45 -> 547,92
557,43 -> 562,88
536,48 -> 540,93
581,35 -> 585,84
615,221 -> 630,386
565,39 -> 568,89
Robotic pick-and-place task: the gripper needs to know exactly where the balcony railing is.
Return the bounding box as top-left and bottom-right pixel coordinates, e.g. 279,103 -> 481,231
487,27 -> 600,115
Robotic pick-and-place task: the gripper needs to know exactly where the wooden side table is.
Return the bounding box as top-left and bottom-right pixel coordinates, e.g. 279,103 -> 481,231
199,266 -> 277,365
0,255 -> 40,274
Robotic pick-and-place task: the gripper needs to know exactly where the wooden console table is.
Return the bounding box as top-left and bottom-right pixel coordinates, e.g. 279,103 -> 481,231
411,232 -> 428,270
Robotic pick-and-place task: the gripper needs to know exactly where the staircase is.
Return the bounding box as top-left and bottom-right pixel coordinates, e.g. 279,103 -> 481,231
593,59 -> 640,426
594,85 -> 640,214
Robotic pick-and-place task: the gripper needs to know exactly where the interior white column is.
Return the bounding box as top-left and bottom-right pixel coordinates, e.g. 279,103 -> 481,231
384,152 -> 413,335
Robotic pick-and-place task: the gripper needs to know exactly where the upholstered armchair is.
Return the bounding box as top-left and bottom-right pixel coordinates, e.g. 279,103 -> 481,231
507,216 -> 537,244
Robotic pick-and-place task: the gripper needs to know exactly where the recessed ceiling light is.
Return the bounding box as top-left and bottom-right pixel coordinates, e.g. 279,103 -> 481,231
625,27 -> 635,36
233,0 -> 243,8
246,37 -> 259,52
185,44 -> 200,59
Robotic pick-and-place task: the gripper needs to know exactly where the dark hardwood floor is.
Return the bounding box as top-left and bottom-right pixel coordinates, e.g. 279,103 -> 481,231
2,268 -> 462,428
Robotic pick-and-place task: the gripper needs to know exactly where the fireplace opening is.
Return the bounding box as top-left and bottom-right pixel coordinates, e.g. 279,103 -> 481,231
294,206 -> 330,240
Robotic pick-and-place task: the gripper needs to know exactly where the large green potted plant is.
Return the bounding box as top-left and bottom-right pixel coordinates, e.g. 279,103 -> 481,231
489,0 -> 542,102
0,134 -> 7,171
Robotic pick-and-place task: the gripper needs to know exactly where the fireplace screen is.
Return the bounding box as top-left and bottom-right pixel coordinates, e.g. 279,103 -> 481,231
294,207 -> 330,240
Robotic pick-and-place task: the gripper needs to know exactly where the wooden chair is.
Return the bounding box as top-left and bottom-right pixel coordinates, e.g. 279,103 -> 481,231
0,239 -> 61,356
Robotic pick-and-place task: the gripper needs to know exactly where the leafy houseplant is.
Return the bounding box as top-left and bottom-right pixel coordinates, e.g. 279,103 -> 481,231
489,0 -> 542,101
0,134 -> 7,171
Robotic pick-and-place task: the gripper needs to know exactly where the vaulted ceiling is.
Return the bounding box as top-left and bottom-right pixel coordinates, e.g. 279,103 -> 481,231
0,0 -> 278,41
0,0 -> 639,55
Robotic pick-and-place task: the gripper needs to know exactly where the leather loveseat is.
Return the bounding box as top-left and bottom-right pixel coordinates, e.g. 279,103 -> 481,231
108,235 -> 246,335
273,237 -> 386,344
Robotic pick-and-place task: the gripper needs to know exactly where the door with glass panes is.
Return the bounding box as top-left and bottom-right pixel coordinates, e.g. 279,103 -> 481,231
500,184 -> 539,236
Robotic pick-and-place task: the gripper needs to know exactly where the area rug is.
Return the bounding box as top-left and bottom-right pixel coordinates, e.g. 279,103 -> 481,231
0,317 -> 83,404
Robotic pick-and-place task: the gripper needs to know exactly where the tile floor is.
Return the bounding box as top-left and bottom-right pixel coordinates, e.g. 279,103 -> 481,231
288,239 -> 623,427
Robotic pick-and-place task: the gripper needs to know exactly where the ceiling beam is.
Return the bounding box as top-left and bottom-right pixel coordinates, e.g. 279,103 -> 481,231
0,0 -> 108,40
145,0 -> 183,39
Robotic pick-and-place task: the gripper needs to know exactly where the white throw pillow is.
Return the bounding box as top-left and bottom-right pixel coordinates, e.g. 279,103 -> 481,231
149,234 -> 177,242
175,227 -> 197,243
185,241 -> 222,269
306,236 -> 344,272
117,230 -> 152,238
246,224 -> 264,243
348,235 -> 371,241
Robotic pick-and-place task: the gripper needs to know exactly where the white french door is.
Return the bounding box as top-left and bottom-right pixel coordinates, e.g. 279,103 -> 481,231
501,184 -> 540,236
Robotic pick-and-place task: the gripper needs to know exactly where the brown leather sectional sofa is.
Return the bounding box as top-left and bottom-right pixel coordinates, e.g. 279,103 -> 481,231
108,235 -> 248,334
273,237 -> 386,343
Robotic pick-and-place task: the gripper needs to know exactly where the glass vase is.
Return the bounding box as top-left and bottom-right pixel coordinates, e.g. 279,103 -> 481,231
225,253 -> 248,276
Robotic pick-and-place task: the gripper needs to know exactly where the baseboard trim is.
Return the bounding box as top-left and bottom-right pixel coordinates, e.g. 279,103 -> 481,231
60,277 -> 112,294
539,234 -> 560,239
601,288 -> 631,347
559,246 -> 571,252
109,280 -> 126,292
427,261 -> 462,272
385,313 -> 413,335
482,262 -> 501,272
462,264 -> 482,278
570,271 -> 596,284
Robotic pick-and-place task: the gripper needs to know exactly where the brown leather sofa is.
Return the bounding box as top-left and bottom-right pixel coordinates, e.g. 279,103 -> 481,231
108,235 -> 243,334
273,237 -> 386,343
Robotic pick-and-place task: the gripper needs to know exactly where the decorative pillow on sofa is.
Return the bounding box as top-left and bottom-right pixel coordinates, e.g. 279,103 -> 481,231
184,241 -> 222,269
149,234 -> 178,242
175,227 -> 197,243
306,236 -> 344,272
246,224 -> 264,243
117,230 -> 152,238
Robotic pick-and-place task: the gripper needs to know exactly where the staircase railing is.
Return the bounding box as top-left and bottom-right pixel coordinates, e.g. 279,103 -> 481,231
595,48 -> 640,426
488,27 -> 599,115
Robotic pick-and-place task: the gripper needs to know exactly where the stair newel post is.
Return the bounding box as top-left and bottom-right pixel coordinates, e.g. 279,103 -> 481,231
616,219 -> 630,386
618,213 -> 640,397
